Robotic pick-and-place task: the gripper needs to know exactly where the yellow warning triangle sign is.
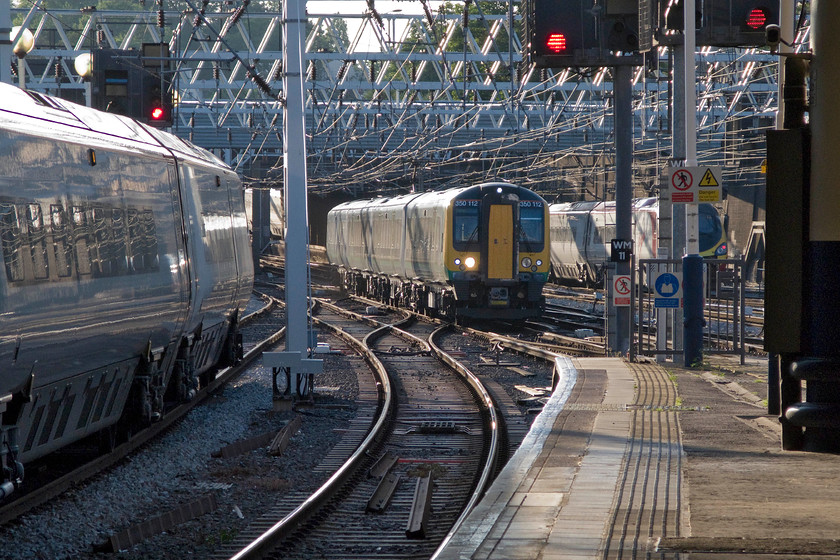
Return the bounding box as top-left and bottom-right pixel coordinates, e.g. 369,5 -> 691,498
699,168 -> 719,187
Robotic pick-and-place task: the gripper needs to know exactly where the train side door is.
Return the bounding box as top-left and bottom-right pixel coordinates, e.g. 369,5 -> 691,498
167,162 -> 191,324
486,203 -> 514,280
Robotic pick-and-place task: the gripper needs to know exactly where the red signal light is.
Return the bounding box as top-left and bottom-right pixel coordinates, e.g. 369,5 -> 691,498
150,106 -> 165,120
745,8 -> 768,29
546,33 -> 567,53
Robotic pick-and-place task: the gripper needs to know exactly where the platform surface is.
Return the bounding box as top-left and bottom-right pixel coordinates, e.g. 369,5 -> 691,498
435,353 -> 840,559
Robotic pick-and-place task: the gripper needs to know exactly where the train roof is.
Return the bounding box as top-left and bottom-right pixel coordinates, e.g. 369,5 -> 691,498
0,82 -> 230,171
550,196 -> 658,213
329,182 -> 544,213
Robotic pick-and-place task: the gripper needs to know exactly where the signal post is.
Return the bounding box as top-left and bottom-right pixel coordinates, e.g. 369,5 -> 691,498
527,0 -> 642,354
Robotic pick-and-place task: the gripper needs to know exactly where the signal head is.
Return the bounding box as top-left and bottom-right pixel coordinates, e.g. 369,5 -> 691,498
744,6 -> 770,30
546,33 -> 567,53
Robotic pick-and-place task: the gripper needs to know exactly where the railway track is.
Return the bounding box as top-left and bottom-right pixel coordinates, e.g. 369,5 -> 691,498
215,298 -> 505,560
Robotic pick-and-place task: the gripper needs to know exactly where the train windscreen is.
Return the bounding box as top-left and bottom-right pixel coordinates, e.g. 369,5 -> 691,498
453,200 -> 480,250
519,204 -> 545,249
698,206 -> 723,252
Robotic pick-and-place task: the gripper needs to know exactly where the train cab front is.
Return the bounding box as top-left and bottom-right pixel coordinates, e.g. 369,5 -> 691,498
447,183 -> 550,320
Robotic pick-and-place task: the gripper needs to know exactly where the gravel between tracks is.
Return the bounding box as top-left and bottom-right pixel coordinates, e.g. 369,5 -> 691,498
0,333 -> 359,560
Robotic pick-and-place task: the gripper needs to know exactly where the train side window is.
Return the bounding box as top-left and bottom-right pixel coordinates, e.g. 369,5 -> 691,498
27,204 -> 49,280
91,207 -> 110,276
127,208 -> 142,272
141,210 -> 159,271
0,203 -> 25,282
568,216 -> 581,240
603,225 -> 615,244
592,225 -> 602,245
111,208 -> 128,275
50,204 -> 73,278
72,205 -> 93,276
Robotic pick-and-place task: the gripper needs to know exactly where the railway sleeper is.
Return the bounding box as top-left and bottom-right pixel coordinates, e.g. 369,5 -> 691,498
405,474 -> 434,539
366,472 -> 401,513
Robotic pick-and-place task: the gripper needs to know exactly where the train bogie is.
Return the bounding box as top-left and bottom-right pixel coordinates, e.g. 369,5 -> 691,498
0,84 -> 253,498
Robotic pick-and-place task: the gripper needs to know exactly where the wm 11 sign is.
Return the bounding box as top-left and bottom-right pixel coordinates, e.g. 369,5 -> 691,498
611,239 -> 633,262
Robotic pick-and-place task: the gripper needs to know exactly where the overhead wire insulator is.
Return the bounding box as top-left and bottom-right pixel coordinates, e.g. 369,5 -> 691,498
336,61 -> 349,82
157,9 -> 165,29
462,3 -> 470,28
230,6 -> 245,27
213,64 -> 220,80
309,63 -> 317,81
371,9 -> 383,28
193,0 -> 209,27
422,1 -> 435,28
370,61 -> 376,82
273,62 -> 283,80
252,73 -> 271,96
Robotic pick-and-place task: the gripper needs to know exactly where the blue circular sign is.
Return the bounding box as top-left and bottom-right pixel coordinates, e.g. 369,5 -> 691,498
655,273 -> 679,297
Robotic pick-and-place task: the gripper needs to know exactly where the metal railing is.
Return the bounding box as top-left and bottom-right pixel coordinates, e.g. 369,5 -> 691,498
632,258 -> 746,364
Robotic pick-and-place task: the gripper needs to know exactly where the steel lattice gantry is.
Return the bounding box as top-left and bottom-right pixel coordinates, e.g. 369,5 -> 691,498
10,2 -> 800,197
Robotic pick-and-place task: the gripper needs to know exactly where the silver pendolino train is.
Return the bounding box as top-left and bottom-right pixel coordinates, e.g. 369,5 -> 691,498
326,182 -> 550,321
549,197 -> 727,285
0,83 -> 254,499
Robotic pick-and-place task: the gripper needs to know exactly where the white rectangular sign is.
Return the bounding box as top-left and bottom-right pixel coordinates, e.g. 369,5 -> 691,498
612,275 -> 631,307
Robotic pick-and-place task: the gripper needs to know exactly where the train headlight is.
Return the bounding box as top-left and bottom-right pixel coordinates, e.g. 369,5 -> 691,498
521,257 -> 532,268
536,259 -> 543,266
465,257 -> 476,269
454,258 -> 461,266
